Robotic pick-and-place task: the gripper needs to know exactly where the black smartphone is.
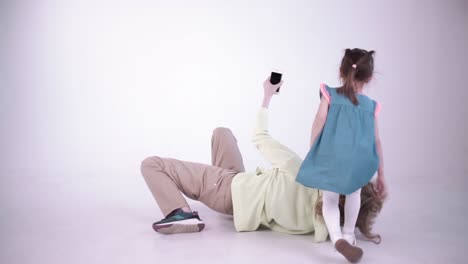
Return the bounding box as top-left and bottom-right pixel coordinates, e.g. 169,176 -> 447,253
270,70 -> 282,93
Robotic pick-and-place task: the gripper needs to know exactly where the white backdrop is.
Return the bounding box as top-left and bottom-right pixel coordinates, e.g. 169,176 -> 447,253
2,0 -> 468,202
2,1 -> 468,264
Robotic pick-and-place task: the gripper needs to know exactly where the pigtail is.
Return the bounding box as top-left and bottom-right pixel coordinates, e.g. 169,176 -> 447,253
338,49 -> 359,105
338,49 -> 375,106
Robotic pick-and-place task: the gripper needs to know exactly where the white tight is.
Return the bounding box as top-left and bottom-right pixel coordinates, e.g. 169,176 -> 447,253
322,188 -> 361,244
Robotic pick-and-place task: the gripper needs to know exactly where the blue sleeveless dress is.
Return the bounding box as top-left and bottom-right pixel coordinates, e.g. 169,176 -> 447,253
296,84 -> 380,195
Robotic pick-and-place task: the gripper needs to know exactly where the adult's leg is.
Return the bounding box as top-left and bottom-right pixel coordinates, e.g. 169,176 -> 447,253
211,127 -> 245,172
140,156 -> 237,217
209,127 -> 246,216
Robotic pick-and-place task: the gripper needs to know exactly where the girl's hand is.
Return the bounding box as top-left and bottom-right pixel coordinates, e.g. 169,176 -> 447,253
375,176 -> 387,198
263,77 -> 283,98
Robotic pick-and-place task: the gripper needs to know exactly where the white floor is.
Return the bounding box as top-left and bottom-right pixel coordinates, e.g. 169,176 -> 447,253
1,167 -> 466,264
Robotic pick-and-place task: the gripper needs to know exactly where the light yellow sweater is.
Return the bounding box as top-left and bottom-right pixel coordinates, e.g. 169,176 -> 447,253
231,108 -> 328,242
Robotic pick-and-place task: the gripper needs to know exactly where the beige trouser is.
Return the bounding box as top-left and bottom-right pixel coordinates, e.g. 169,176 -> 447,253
140,127 -> 245,217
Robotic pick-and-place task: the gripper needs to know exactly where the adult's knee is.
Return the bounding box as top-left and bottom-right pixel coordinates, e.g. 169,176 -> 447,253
140,156 -> 163,175
213,127 -> 232,137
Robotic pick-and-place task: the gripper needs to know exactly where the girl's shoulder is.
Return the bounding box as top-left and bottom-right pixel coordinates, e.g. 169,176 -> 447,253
319,83 -> 338,103
319,83 -> 381,117
358,94 -> 381,118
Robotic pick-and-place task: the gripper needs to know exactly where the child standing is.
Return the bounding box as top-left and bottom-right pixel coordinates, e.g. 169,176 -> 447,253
296,48 -> 387,263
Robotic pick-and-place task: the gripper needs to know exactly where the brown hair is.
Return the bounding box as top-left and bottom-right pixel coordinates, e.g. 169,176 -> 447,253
314,182 -> 386,244
338,48 -> 376,105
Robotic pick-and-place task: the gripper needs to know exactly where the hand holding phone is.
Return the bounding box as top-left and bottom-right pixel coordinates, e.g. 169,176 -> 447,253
270,70 -> 282,93
263,72 -> 283,98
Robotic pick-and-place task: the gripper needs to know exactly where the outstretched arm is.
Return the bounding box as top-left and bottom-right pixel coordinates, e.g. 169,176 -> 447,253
252,78 -> 301,172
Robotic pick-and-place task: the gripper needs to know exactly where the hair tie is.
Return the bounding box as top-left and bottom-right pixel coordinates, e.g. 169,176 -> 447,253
352,64 -> 357,69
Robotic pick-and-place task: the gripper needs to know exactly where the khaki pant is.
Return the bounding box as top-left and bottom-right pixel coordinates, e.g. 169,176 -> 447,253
140,127 -> 245,217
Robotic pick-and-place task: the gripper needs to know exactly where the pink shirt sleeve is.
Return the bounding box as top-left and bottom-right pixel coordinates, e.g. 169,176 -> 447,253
320,83 -> 331,104
375,102 -> 382,118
